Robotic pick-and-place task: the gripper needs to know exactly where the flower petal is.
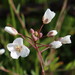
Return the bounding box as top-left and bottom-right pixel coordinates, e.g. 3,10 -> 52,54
20,45 -> 30,57
7,43 -> 15,52
13,38 -> 23,45
10,51 -> 20,59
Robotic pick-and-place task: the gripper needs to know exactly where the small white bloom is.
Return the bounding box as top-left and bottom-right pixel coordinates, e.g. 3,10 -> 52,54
42,8 -> 55,24
50,41 -> 62,49
59,35 -> 71,44
0,49 -> 5,55
4,26 -> 18,35
7,38 -> 30,59
47,30 -> 58,37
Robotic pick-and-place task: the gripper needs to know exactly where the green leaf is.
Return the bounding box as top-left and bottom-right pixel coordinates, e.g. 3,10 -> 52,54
16,4 -> 20,14
65,62 -> 73,70
31,70 -> 36,75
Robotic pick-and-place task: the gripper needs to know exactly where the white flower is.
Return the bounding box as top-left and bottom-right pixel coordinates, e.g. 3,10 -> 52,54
0,49 -> 5,55
7,38 -> 30,59
50,41 -> 62,49
42,8 -> 55,24
59,35 -> 71,44
4,26 -> 18,35
47,30 -> 58,37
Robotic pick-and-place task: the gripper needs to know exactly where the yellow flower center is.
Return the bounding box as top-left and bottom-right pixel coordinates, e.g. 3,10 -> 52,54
15,45 -> 22,52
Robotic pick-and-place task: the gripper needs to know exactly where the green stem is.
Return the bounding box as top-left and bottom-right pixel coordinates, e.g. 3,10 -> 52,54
8,0 -> 16,28
15,60 -> 20,74
55,0 -> 68,32
35,55 -> 39,75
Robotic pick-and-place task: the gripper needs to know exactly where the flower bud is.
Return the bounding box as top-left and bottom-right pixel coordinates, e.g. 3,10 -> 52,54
4,26 -> 18,35
47,30 -> 57,37
0,49 -> 5,55
30,28 -> 34,34
39,33 -> 43,38
42,8 -> 55,24
32,34 -> 39,41
50,41 -> 62,49
59,35 -> 71,44
30,28 -> 43,41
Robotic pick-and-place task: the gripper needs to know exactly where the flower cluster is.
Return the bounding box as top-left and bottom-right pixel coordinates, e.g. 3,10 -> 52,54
42,8 -> 71,49
3,8 -> 71,59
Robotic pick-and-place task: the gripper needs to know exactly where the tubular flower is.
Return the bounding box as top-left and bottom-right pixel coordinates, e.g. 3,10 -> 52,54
50,41 -> 62,49
4,26 -> 18,35
59,35 -> 71,44
47,30 -> 58,37
0,49 -> 5,55
7,38 -> 30,59
42,8 -> 55,24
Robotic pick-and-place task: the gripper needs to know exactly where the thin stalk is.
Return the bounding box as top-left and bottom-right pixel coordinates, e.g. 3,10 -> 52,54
0,67 -> 19,75
41,47 -> 50,53
18,33 -> 32,40
9,0 -> 25,29
8,0 -> 16,28
38,43 -> 49,47
35,55 -> 39,75
39,24 -> 44,32
36,42 -> 49,46
35,43 -> 45,75
55,0 -> 68,32
15,60 -> 20,74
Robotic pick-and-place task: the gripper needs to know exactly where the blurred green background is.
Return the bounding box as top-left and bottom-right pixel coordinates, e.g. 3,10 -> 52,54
0,0 -> 75,75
